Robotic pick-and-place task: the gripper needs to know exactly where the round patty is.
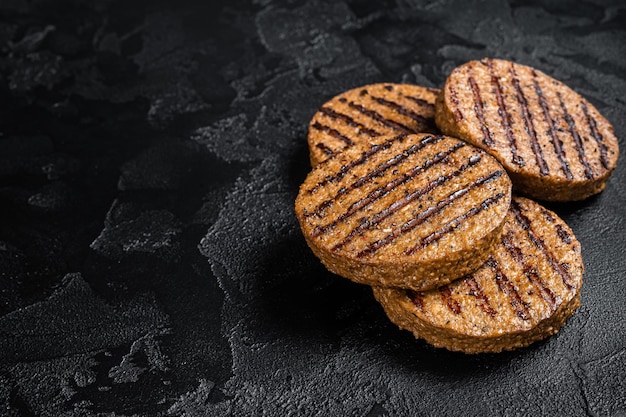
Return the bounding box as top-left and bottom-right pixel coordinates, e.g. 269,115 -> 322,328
373,196 -> 583,354
435,58 -> 619,201
308,83 -> 439,167
295,133 -> 512,290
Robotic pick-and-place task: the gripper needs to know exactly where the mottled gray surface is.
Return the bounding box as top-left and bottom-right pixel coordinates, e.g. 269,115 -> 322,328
0,0 -> 625,415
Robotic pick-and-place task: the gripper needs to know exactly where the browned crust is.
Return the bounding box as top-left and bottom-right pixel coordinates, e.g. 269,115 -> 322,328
372,196 -> 584,353
303,221 -> 505,290
373,286 -> 580,354
435,58 -> 619,202
295,133 -> 512,291
308,83 -> 440,167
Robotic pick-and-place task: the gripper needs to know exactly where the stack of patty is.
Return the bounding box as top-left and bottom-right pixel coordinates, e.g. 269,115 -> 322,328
295,60 -> 619,354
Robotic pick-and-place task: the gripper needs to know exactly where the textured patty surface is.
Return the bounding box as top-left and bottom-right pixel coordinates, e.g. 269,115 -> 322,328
295,133 -> 512,290
308,83 -> 439,166
373,196 -> 583,353
435,58 -> 619,201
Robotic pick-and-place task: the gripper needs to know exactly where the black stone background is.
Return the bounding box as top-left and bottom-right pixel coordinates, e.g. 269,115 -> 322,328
0,0 -> 625,415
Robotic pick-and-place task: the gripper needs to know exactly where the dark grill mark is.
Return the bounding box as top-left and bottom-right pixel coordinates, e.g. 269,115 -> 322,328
510,200 -> 576,290
403,95 -> 436,109
532,72 -> 573,180
315,142 -> 335,157
384,85 -> 394,91
368,94 -> 435,129
528,270 -> 556,309
305,134 -> 406,195
408,290 -> 424,310
311,122 -> 353,146
501,231 -> 524,262
557,92 -> 593,179
486,257 -> 530,320
468,65 -> 495,147
348,101 -> 416,133
540,208 -> 555,223
466,277 -> 497,317
581,101 -> 609,170
357,167 -> 502,257
306,135 -> 441,219
324,143 -> 466,245
539,208 -> 571,244
440,286 -> 462,315
404,192 -> 506,256
556,224 -> 572,244
488,60 -> 524,166
449,85 -> 464,121
318,106 -> 380,137
501,231 -> 557,310
510,64 -> 549,176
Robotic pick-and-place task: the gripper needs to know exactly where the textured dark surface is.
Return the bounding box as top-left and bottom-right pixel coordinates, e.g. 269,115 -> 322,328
0,0 -> 624,416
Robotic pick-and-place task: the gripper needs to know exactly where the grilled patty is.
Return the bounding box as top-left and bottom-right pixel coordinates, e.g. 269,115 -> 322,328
295,133 -> 512,290
308,83 -> 439,167
435,58 -> 619,201
373,196 -> 583,353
